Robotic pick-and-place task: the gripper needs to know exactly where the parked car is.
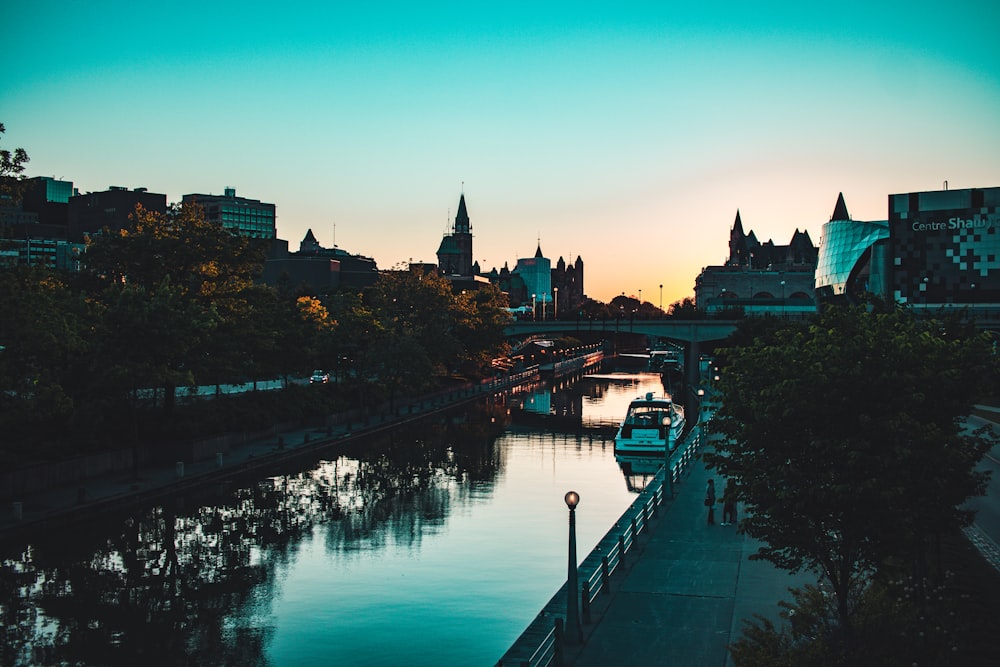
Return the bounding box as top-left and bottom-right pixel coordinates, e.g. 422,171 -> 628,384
310,370 -> 330,384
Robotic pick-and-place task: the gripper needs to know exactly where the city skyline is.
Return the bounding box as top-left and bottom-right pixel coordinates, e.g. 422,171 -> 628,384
6,1 -> 1000,306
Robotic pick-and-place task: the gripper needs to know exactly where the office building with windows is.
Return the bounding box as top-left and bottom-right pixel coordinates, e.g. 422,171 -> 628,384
182,187 -> 276,240
814,185 -> 1000,320
888,186 -> 1000,313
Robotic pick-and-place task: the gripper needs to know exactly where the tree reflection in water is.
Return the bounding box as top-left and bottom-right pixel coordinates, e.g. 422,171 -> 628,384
1,402 -> 508,666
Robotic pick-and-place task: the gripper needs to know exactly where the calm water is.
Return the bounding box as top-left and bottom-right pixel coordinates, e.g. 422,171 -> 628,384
1,371 -> 671,666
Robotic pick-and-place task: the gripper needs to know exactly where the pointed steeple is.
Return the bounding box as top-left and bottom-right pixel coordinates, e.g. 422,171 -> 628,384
729,210 -> 748,266
830,192 -> 850,221
300,228 -> 321,253
534,243 -> 544,258
455,194 -> 470,234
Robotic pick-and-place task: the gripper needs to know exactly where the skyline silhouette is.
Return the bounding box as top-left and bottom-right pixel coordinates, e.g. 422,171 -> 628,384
6,1 -> 999,305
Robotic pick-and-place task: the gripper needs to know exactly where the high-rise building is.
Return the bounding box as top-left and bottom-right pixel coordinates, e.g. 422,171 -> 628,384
182,187 -> 276,240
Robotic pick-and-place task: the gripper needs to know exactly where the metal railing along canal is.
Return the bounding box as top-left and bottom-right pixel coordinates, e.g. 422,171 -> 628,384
496,426 -> 706,667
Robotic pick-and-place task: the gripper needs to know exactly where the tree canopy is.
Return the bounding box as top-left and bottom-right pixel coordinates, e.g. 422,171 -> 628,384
704,304 -> 997,649
0,122 -> 30,204
0,206 -> 513,460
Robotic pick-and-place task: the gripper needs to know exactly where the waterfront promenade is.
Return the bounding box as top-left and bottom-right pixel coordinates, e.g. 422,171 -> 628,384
502,409 -> 1000,666
562,449 -> 814,666
496,435 -> 814,667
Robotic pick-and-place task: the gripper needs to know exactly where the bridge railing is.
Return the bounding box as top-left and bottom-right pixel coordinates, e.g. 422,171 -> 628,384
496,426 -> 706,666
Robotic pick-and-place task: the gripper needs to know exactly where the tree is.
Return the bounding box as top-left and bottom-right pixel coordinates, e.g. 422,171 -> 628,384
281,295 -> 338,380
360,268 -> 459,406
451,283 -> 511,375
704,303 -> 996,654
0,122 -> 30,204
667,296 -> 705,319
0,266 -> 88,451
84,201 -> 269,408
84,201 -> 264,300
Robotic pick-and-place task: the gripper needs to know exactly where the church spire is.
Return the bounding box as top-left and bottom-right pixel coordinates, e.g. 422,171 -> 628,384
455,194 -> 470,234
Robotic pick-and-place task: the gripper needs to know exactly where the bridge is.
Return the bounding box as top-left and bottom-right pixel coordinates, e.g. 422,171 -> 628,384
505,319 -> 739,388
505,319 -> 738,343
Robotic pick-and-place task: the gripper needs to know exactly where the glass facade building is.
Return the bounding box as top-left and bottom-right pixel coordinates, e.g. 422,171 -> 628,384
815,218 -> 889,301
513,246 -> 552,307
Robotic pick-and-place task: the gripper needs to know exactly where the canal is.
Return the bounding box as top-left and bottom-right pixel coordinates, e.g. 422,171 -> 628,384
1,369 -> 672,666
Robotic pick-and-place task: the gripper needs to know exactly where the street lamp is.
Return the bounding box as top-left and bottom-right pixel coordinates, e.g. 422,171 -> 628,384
554,287 -> 559,320
564,491 -> 582,644
663,416 -> 673,498
780,280 -> 786,319
542,292 -> 548,321
532,293 -> 536,321
659,284 -> 663,312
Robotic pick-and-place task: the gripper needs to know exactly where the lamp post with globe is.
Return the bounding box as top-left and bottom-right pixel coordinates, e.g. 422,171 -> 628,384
564,491 -> 583,644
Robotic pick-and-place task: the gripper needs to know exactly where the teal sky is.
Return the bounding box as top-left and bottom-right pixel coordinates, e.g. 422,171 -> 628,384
5,1 -> 1000,305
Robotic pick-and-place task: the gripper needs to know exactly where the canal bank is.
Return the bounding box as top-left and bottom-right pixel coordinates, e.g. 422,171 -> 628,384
0,345 -> 611,542
0,379 -> 500,541
2,358 -> 658,667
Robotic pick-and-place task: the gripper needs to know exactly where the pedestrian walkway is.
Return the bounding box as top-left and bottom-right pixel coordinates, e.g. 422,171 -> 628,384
563,450 -> 814,667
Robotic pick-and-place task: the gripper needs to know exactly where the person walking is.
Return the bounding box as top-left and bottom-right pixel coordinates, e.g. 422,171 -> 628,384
721,479 -> 737,526
704,479 -> 716,525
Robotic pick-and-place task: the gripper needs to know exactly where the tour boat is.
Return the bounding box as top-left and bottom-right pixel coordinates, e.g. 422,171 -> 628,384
613,392 -> 684,455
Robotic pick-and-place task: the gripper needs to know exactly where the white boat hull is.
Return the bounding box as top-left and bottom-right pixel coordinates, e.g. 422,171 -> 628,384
613,392 -> 684,455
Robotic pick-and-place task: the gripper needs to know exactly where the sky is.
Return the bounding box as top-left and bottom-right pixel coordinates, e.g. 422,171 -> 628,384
5,1 -> 1000,307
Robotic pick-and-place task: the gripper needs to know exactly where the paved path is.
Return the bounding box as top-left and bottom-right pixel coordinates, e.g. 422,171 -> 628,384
563,449 -> 814,667
561,412 -> 1000,666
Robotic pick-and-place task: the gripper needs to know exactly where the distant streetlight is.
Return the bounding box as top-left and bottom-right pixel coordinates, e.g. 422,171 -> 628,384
564,491 -> 582,644
659,284 -> 663,312
543,292 -> 548,321
554,287 -> 559,320
532,293 -> 537,321
639,288 -> 642,305
780,280 -> 786,319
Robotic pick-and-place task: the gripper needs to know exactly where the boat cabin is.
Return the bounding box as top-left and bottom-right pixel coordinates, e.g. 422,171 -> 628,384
619,393 -> 674,439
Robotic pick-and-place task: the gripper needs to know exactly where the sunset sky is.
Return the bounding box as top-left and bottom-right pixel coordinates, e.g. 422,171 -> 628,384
6,1 -> 999,306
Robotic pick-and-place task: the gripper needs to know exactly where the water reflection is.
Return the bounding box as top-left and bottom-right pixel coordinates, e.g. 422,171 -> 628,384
614,454 -> 666,493
1,373 -> 668,666
1,403 -> 508,667
510,371 -> 672,434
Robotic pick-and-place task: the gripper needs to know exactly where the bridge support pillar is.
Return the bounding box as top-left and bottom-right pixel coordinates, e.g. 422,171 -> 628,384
685,338 -> 700,392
